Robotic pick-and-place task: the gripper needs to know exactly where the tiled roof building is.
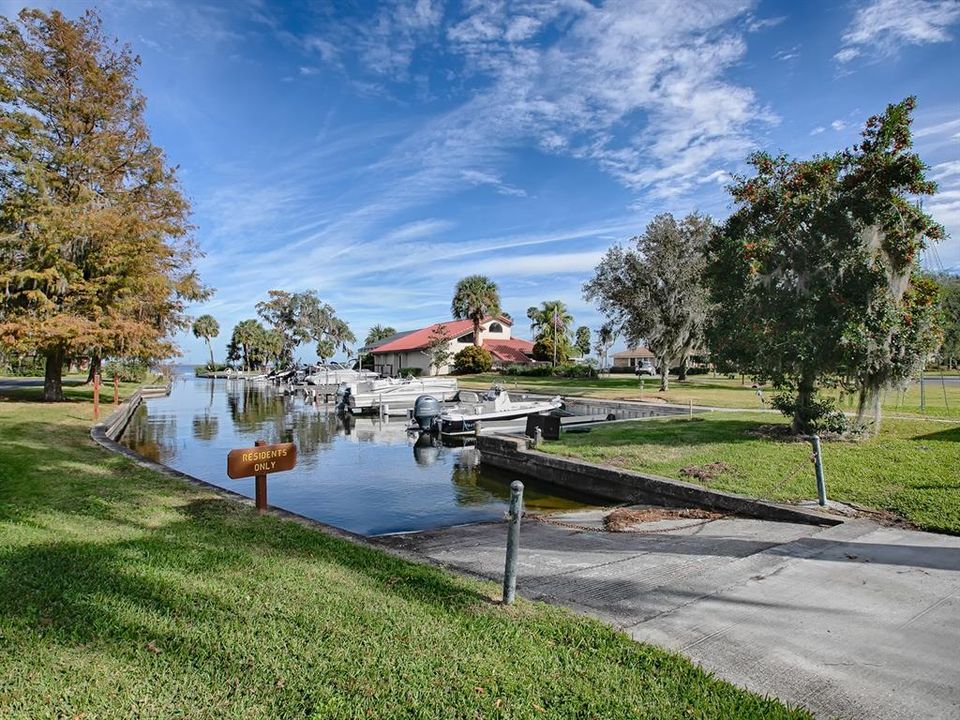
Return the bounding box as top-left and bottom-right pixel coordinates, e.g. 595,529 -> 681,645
362,316 -> 534,376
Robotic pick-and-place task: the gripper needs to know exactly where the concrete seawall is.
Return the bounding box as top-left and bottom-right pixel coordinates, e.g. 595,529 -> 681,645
476,434 -> 841,526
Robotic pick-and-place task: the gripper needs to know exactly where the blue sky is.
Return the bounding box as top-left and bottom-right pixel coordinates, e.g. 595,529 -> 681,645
4,0 -> 960,363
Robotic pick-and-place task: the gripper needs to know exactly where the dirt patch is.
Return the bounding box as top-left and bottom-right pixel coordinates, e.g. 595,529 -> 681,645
603,455 -> 635,468
679,461 -> 733,482
603,507 -> 724,532
745,425 -> 850,442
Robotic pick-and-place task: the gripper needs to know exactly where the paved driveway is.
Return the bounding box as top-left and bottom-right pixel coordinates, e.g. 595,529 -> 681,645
380,513 -> 960,719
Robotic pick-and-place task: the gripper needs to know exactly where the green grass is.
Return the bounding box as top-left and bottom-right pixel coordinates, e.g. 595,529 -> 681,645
460,373 -> 960,419
0,394 -> 808,718
541,412 -> 960,534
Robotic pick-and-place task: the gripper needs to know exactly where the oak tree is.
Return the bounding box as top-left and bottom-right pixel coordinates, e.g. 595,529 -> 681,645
707,98 -> 943,433
255,290 -> 354,366
585,213 -> 711,391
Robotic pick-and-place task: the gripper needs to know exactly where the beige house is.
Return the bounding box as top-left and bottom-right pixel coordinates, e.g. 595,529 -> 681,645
362,316 -> 534,376
612,346 -> 655,369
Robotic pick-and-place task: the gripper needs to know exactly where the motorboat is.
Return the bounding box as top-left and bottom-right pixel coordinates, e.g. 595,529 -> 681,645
339,376 -> 459,413
304,363 -> 379,394
436,388 -> 562,434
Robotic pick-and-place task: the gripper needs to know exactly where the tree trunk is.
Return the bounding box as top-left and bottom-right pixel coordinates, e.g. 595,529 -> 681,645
43,345 -> 65,402
677,355 -> 688,382
658,356 -> 669,392
473,319 -> 482,347
855,381 -> 882,435
86,354 -> 101,384
206,339 -> 215,369
792,372 -> 816,434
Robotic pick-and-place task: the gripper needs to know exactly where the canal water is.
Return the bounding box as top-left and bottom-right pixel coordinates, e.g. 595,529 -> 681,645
121,375 -> 592,535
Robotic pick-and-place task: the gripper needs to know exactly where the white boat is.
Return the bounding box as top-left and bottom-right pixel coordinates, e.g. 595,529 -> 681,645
340,376 -> 459,413
437,390 -> 562,434
304,363 -> 379,394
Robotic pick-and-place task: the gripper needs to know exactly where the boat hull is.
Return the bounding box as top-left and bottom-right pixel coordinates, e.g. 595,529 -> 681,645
438,397 -> 563,434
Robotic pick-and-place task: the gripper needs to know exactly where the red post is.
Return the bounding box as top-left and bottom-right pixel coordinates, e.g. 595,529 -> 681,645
254,439 -> 268,511
93,373 -> 100,420
113,374 -> 119,405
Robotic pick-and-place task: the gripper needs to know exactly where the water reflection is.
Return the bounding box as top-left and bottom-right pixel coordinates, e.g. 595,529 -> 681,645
122,377 -> 590,535
192,412 -> 219,441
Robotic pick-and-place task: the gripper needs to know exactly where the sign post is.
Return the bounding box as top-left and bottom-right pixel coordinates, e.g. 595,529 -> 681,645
226,439 -> 297,511
93,373 -> 101,420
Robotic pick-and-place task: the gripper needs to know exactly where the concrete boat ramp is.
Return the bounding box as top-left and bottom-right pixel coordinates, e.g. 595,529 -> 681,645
378,510 -> 960,720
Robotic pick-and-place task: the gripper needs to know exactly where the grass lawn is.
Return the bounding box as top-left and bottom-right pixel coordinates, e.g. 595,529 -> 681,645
541,412 -> 960,535
0,388 -> 808,718
459,372 -> 960,419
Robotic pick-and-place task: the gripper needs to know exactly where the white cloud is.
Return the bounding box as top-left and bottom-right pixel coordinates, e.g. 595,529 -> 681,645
915,117 -> 960,138
747,15 -> 786,32
288,1 -> 775,206
831,119 -> 848,131
382,219 -> 456,243
932,160 -> 960,181
460,169 -> 528,197
773,45 -> 800,61
810,126 -> 826,135
698,169 -> 731,185
836,0 -> 960,63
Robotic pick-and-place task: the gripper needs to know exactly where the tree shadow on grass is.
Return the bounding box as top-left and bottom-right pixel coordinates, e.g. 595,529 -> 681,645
0,378 -> 96,404
912,426 -> 960,442
0,490 -> 493,653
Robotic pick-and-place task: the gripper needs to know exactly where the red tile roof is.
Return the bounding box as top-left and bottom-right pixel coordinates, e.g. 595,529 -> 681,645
369,317 -> 514,354
485,338 -> 535,364
369,319 -> 473,353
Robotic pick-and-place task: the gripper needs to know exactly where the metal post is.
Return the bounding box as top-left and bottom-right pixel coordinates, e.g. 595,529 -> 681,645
809,435 -> 827,506
254,439 -> 268,511
920,368 -> 925,412
93,373 -> 100,419
502,480 -> 524,605
113,374 -> 119,405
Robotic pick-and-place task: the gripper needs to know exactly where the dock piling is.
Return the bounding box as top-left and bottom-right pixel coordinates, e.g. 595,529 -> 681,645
502,480 -> 524,605
809,435 -> 827,506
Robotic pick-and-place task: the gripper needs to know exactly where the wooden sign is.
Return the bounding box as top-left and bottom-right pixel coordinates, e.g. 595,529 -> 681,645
227,442 -> 297,479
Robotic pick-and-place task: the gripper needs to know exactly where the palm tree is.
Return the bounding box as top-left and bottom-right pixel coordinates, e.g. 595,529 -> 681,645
527,300 -> 574,365
364,324 -> 396,347
451,275 -> 501,347
192,314 -> 220,369
594,323 -> 618,372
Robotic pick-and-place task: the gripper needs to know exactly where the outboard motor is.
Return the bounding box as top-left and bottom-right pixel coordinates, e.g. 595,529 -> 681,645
413,394 -> 442,432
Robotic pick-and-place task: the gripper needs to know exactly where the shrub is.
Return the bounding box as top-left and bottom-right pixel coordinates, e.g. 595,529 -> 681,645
771,392 -> 848,435
0,352 -> 45,377
552,363 -> 597,379
102,359 -> 149,383
608,366 -> 635,374
453,346 -> 492,374
401,368 -> 423,377
502,363 -> 553,377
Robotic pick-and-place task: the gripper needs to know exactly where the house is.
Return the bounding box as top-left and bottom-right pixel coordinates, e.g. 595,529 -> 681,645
612,346 -> 655,369
612,346 -> 711,371
362,317 -> 534,376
